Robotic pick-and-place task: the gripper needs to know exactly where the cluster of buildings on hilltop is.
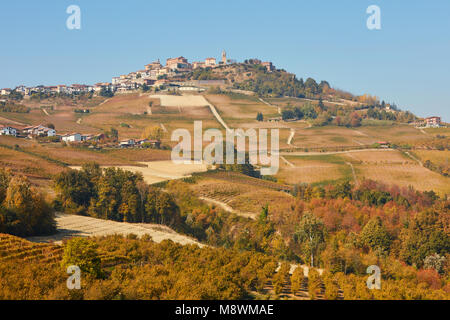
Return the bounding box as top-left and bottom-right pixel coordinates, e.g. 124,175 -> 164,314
110,50 -> 236,91
0,51 -> 278,98
415,116 -> 442,128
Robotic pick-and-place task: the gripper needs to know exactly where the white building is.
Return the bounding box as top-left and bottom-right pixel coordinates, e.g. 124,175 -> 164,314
0,125 -> 18,136
1,88 -> 11,96
62,133 -> 82,142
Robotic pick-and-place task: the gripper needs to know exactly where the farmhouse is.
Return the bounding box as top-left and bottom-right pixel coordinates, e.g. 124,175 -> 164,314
0,125 -> 18,136
425,116 -> 441,128
119,139 -> 136,148
23,125 -> 56,137
1,88 -> 11,96
62,133 -> 82,143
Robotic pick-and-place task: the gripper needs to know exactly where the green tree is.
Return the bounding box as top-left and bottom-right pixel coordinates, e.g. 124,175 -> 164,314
294,213 -> 326,267
256,112 -> 264,122
400,210 -> 450,268
61,238 -> 102,278
359,216 -> 391,255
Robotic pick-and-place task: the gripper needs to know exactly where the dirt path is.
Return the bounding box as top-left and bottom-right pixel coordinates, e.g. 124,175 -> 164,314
199,197 -> 256,220
352,139 -> 365,146
98,98 -> 111,106
287,129 -> 295,145
203,96 -> 232,133
259,98 -> 281,114
346,162 -> 358,185
416,127 -> 430,136
404,151 -> 423,167
280,156 -> 296,168
27,213 -> 204,247
281,148 -> 394,157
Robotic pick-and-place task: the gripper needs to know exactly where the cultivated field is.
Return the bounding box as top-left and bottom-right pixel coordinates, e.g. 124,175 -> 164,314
276,154 -> 352,185
27,213 -> 203,247
72,160 -> 209,185
191,173 -> 293,217
413,150 -> 449,167
355,163 -> 450,195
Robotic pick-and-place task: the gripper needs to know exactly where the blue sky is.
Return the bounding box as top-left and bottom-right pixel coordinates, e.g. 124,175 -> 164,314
1,0 -> 449,121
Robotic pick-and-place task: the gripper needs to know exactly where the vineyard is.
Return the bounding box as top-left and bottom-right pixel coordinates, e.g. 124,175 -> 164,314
0,234 -> 62,265
0,234 -> 130,269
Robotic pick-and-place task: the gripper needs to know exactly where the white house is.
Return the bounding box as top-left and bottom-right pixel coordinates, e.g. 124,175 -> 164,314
62,133 -> 82,142
119,139 -> 135,147
23,125 -> 56,137
1,88 -> 11,96
0,125 -> 18,136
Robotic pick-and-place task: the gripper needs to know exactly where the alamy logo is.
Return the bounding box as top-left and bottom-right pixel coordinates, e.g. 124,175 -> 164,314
366,5 -> 381,30
66,5 -> 81,30
171,121 -> 280,175
66,265 -> 81,290
366,265 -> 381,290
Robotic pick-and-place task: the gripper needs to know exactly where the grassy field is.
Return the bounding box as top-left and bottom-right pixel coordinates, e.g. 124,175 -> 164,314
413,150 -> 449,167
191,174 -> 292,216
290,126 -> 376,149
276,154 -> 353,185
275,149 -> 449,195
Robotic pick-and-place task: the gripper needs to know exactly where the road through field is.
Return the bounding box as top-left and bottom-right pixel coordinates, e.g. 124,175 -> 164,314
199,197 -> 256,220
280,148 -> 394,156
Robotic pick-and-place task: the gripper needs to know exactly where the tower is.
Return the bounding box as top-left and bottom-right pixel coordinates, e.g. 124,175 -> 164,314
222,50 -> 227,64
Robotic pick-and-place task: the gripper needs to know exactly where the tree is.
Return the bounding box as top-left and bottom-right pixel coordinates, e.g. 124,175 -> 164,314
424,254 -> 446,274
294,213 -> 326,267
400,210 -> 450,268
0,168 -> 11,203
61,238 -> 102,278
256,112 -> 264,122
141,126 -> 164,141
308,268 -> 321,299
99,87 -> 114,97
2,176 -> 55,236
359,216 -> 391,255
290,266 -> 304,296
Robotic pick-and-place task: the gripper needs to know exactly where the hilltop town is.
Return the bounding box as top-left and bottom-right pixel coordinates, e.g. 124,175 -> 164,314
0,51 -> 275,97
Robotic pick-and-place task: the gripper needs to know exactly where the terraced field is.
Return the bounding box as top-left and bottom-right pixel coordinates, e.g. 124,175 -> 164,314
0,234 -> 63,265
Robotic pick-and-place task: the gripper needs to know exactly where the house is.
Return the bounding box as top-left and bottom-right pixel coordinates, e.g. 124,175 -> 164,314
262,61 -> 275,72
376,141 -> 390,148
1,88 -> 11,96
166,57 -> 189,70
57,85 -> 69,94
192,61 -> 205,69
205,57 -> 216,67
119,139 -> 135,148
145,60 -> 162,71
425,116 -> 441,128
39,127 -> 56,137
135,139 -> 160,148
62,133 -> 82,143
0,125 -> 18,136
23,125 -> 55,137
